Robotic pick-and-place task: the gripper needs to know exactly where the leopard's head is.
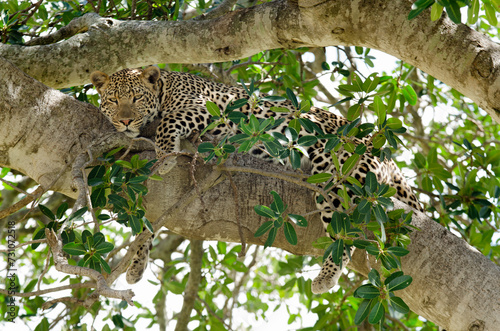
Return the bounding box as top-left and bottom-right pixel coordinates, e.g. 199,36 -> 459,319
90,66 -> 161,137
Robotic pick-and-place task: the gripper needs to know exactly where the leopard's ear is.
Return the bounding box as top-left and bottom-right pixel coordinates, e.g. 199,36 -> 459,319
90,71 -> 109,95
140,66 -> 160,90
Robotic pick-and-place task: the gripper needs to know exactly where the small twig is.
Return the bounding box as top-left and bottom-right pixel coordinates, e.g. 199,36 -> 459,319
0,186 -> 44,219
0,177 -> 32,196
25,13 -> 104,46
226,172 -> 246,257
81,148 -> 100,233
197,294 -> 234,331
0,238 -> 46,253
193,0 -> 238,20
37,252 -> 52,292
130,0 -> 137,19
0,282 -> 95,298
42,297 -> 82,310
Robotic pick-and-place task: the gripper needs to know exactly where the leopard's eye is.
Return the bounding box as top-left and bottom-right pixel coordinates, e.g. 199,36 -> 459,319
108,98 -> 118,104
133,94 -> 144,102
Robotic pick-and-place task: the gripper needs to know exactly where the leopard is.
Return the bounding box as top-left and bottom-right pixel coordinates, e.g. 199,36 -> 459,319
90,66 -> 423,293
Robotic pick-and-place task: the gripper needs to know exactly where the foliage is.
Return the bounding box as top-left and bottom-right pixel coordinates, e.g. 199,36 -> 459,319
0,1 -> 499,331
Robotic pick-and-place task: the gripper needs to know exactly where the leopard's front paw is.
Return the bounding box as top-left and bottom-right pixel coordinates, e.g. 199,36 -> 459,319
157,156 -> 178,175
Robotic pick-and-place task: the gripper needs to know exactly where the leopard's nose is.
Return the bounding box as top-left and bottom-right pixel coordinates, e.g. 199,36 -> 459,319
120,119 -> 133,126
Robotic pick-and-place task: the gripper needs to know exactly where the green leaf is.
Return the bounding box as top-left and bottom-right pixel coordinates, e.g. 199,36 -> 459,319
35,317 -> 50,331
39,205 -> 55,221
390,296 -> 410,314
387,246 -> 409,257
284,222 -> 298,245
330,239 -> 344,265
286,88 -> 299,108
97,255 -> 112,274
407,0 -> 434,20
288,213 -> 308,227
414,152 -> 426,169
422,176 -> 433,192
165,281 -> 185,295
362,74 -> 380,93
129,215 -> 142,235
307,173 -> 332,183
354,299 -> 372,325
254,221 -> 274,237
431,2 -> 444,21
254,205 -> 276,219
356,199 -> 371,214
270,106 -> 291,113
56,203 -> 69,219
297,135 -> 317,147
270,190 -> 286,214
365,172 -> 377,194
342,154 -> 360,175
347,104 -> 361,121
384,271 -> 404,285
372,134 -> 386,149
354,143 -> 367,155
372,96 -> 386,126
380,253 -> 399,269
226,98 -> 248,111
91,187 -> 107,208
484,2 -> 498,26
373,204 -> 387,223
93,232 -> 105,247
442,0 -> 461,24
95,242 -> 114,254
354,284 -> 380,299
429,164 -> 452,180
386,275 -> 413,292
368,301 -> 384,324
402,85 -> 418,106
264,227 -> 277,248
198,142 -> 215,153
263,95 -> 286,102
290,149 -> 301,170
62,242 -> 87,256
206,100 -> 221,117
368,269 -> 382,287
288,119 -> 301,136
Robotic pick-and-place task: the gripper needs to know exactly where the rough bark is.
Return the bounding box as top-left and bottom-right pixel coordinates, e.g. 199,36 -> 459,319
1,51 -> 500,330
1,0 -> 499,124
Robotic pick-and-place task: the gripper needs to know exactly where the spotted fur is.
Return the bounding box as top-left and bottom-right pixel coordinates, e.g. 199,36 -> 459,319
91,67 -> 423,291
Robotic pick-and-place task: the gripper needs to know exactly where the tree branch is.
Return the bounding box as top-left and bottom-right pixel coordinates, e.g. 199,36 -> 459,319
1,0 -> 498,123
174,240 -> 204,331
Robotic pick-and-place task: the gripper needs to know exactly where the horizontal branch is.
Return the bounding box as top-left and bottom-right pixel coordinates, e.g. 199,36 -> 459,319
0,0 -> 499,123
0,282 -> 95,298
1,42 -> 500,328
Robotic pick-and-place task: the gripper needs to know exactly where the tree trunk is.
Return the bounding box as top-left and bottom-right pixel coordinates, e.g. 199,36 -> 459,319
1,51 -> 500,330
1,0 -> 499,124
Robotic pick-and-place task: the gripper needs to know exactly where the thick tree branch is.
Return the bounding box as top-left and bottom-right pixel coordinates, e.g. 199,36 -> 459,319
1,0 -> 499,123
1,38 -> 500,329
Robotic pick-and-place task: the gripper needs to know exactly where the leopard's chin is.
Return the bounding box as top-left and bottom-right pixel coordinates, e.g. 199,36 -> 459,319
118,128 -> 140,138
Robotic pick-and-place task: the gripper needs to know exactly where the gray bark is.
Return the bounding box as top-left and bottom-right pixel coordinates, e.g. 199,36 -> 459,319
0,0 -> 499,124
1,50 -> 500,330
